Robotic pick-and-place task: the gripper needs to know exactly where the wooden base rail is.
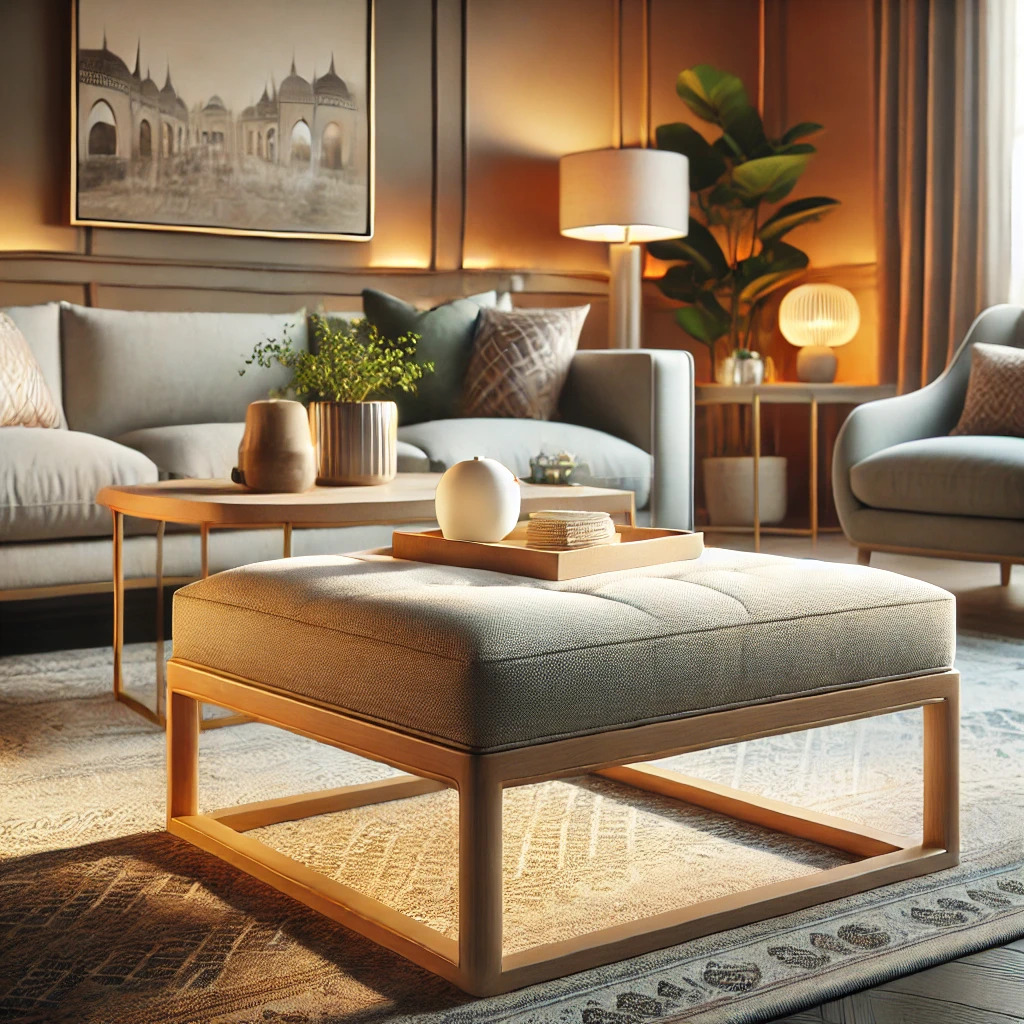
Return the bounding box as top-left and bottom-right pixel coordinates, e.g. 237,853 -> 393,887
166,661 -> 960,996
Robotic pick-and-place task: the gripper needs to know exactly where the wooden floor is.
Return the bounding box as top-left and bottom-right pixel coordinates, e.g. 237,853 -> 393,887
708,534 -> 1024,1024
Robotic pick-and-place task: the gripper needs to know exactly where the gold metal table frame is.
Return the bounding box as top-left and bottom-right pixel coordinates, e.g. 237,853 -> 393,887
695,383 -> 897,551
97,477 -> 637,729
167,660 -> 959,996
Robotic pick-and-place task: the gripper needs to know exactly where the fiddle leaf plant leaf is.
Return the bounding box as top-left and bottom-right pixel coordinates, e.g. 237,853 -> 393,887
731,154 -> 811,204
655,122 -> 726,190
676,64 -> 770,158
648,220 -> 729,280
758,196 -> 839,242
735,242 -> 809,304
675,299 -> 731,347
780,121 -> 823,145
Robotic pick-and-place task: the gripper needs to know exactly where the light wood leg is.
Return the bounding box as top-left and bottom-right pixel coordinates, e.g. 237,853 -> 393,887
167,688 -> 200,821
1000,562 -> 1012,587
112,510 -> 124,699
283,523 -> 293,558
923,684 -> 960,856
200,523 -> 210,579
155,521 -> 166,719
458,761 -> 503,995
857,548 -> 871,566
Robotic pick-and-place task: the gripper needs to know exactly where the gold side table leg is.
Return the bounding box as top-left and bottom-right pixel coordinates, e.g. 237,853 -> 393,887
155,521 -> 166,721
112,510 -> 124,700
283,523 -> 293,558
810,397 -> 819,547
752,393 -> 762,553
200,523 -> 210,579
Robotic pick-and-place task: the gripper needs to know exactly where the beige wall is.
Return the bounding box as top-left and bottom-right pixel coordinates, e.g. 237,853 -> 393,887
0,0 -> 879,379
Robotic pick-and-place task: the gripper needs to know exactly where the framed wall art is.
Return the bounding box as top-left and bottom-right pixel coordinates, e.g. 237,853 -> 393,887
71,0 -> 373,240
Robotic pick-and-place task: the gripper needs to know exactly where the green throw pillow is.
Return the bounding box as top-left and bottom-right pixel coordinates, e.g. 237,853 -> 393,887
361,289 -> 503,425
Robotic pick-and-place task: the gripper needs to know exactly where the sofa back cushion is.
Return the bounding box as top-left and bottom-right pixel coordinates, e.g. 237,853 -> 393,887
60,304 -> 307,437
3,303 -> 65,426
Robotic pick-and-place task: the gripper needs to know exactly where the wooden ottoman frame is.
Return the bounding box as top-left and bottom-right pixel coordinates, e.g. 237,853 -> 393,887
166,660 -> 959,997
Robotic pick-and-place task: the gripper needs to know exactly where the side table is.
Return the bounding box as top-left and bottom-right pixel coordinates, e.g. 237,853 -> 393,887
695,383 -> 896,551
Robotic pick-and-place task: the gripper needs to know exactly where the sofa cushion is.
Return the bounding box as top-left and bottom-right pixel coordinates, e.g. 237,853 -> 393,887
0,427 -> 158,541
397,418 -> 652,509
117,422 -> 432,479
3,303 -> 65,426
0,314 -> 61,428
172,548 -> 954,752
850,435 -> 1024,520
463,306 -> 589,420
361,290 -> 510,426
60,304 -> 307,438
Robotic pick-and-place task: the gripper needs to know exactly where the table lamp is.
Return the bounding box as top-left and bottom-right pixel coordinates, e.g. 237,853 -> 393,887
559,148 -> 688,349
779,283 -> 860,383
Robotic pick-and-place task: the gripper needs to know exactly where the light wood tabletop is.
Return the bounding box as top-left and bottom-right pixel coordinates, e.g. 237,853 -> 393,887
96,474 -> 636,527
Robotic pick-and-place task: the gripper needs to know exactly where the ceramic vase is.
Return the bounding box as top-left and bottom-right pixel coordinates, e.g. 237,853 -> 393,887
434,457 -> 521,542
234,399 -> 316,493
310,400 -> 397,486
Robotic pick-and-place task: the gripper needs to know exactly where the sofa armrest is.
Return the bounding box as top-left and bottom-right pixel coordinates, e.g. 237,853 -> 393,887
559,349 -> 694,530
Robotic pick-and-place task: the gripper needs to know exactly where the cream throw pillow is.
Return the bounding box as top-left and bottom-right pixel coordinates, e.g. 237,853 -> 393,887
0,312 -> 61,428
462,306 -> 589,420
950,342 -> 1024,438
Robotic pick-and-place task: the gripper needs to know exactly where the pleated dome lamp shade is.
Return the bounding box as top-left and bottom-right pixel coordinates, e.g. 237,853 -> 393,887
779,284 -> 860,383
559,148 -> 688,348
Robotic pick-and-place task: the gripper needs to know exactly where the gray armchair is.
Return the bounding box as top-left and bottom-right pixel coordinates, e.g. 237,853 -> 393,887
832,305 -> 1024,585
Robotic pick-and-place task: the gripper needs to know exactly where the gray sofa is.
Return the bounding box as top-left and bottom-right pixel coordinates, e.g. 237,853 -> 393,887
832,304 -> 1024,584
1,301 -> 694,595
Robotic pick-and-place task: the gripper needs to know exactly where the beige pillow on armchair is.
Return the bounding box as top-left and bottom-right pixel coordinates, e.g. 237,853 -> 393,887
0,312 -> 61,428
950,342 -> 1024,437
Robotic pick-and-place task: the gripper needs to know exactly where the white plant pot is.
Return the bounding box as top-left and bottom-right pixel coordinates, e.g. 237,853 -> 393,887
703,456 -> 787,526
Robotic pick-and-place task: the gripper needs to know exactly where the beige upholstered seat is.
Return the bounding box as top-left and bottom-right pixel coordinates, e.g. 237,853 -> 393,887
172,548 -> 954,753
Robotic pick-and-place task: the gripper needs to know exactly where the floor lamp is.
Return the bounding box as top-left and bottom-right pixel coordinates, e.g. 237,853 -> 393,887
559,148 -> 688,349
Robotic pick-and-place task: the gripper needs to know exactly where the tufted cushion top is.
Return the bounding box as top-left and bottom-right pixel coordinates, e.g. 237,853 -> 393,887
172,548 -> 954,753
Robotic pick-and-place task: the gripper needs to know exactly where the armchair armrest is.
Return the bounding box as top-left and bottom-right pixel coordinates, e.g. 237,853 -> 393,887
559,349 -> 694,530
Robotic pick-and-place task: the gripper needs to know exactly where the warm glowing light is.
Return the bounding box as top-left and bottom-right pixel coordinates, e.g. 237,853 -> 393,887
779,284 -> 860,348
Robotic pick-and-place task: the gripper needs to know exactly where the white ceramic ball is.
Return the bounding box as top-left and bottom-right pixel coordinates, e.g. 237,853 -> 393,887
435,457 -> 521,542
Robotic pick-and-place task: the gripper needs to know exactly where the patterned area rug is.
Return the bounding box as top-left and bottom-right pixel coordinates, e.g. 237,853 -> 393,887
1,634 -> 1023,1023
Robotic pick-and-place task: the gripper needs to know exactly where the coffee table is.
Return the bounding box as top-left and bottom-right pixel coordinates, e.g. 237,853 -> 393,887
96,474 -> 636,727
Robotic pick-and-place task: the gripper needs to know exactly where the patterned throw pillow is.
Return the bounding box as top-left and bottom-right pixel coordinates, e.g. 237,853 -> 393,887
462,306 -> 589,420
0,313 -> 61,428
950,342 -> 1024,437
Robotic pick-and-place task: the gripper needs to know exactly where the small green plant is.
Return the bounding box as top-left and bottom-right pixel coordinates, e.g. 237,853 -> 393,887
241,314 -> 432,404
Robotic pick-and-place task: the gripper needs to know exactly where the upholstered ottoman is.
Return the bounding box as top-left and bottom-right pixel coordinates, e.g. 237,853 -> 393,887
166,548 -> 959,996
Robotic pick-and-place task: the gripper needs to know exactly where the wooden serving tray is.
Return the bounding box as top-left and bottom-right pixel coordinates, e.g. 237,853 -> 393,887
391,524 -> 704,581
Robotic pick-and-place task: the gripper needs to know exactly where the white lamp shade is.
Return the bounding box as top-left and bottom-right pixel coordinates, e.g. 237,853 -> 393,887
779,284 -> 860,348
559,148 -> 688,243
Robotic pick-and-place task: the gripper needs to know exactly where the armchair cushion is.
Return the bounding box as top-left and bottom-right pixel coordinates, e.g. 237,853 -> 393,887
951,342 -> 1024,437
397,418 -> 651,510
850,435 -> 1024,520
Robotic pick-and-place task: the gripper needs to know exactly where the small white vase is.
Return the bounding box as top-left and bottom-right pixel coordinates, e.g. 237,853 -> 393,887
434,457 -> 521,542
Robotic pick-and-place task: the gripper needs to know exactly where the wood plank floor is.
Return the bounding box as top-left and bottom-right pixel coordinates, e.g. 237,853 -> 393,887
708,534 -> 1024,1024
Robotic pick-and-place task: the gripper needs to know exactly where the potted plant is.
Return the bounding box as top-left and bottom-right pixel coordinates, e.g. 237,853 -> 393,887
651,64 -> 838,382
651,64 -> 838,527
243,314 -> 430,486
